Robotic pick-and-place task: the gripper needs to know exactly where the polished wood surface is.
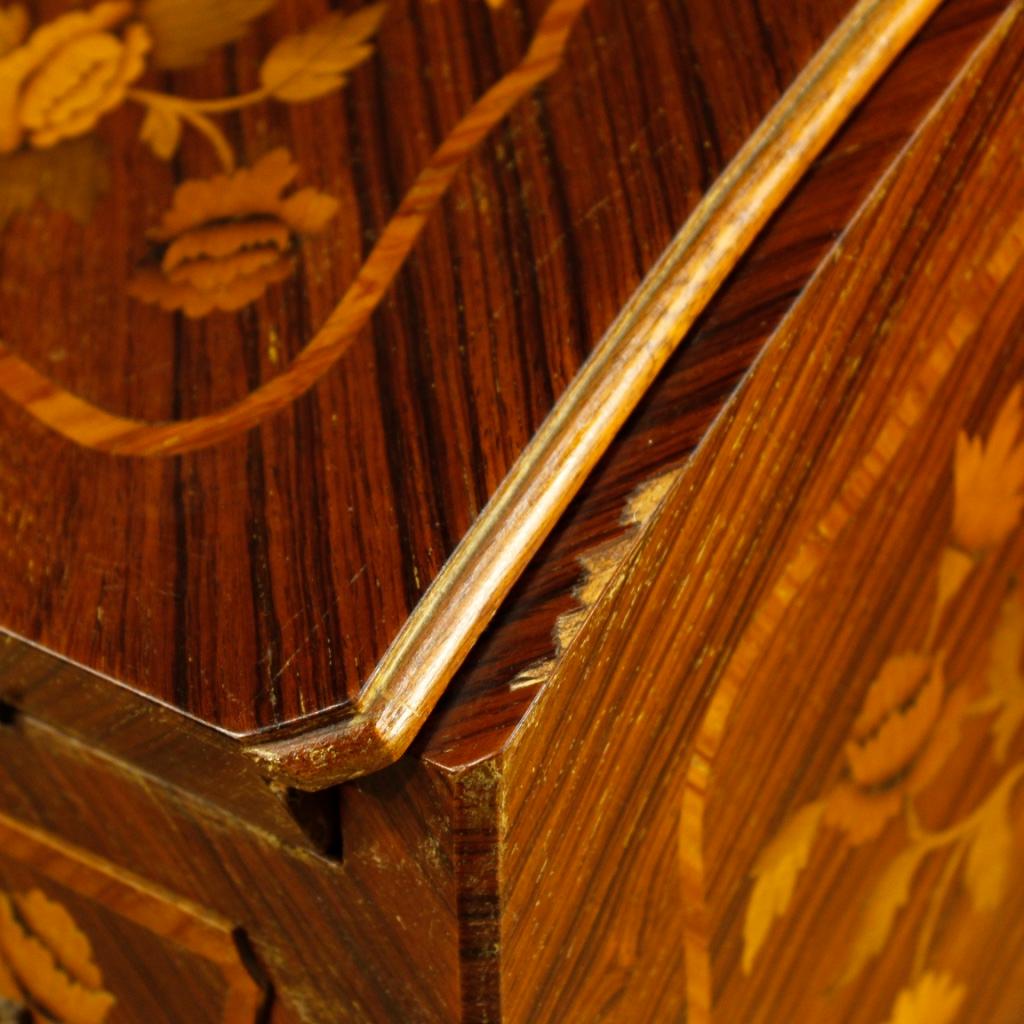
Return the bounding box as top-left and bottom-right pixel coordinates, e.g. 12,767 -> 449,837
0,813 -> 267,1023
1,0 -> 610,745
0,710 -> 464,1021
0,636 -> 340,850
251,0 -> 954,784
1,0 -> 1022,1021
421,0 -> 1007,770
487,6 -> 1024,1018
1,0 -> 885,770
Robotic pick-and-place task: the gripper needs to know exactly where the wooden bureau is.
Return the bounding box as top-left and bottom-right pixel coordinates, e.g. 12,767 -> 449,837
0,0 -> 1022,1020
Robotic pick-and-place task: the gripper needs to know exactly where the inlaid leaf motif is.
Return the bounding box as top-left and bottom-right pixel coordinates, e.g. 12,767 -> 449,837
735,384 -> 1024,1013
963,777 -> 1013,911
883,972 -> 966,1024
822,655 -> 966,846
129,148 -> 339,317
14,890 -> 103,992
936,546 -> 974,616
844,655 -> 944,787
139,0 -> 275,69
844,846 -> 927,983
953,384 -> 1024,552
0,890 -> 114,1024
139,104 -> 182,160
259,5 -> 386,102
0,3 -> 150,154
0,136 -> 109,230
986,589 -> 1024,761
742,800 -> 824,973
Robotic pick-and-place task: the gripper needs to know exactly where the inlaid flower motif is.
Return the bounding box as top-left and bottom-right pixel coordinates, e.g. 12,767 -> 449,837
883,972 -> 966,1024
822,654 -> 967,844
952,384 -> 1024,553
0,6 -> 28,58
0,888 -> 115,1023
742,386 -> 1024,1014
128,148 -> 340,318
0,2 -> 151,154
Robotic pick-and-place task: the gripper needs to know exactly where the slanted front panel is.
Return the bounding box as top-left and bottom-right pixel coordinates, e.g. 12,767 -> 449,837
496,6 -> 1024,1020
703,379 -> 1024,1023
680,10 -> 1024,1020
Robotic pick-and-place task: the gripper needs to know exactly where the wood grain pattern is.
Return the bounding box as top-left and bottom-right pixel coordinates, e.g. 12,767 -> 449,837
0,887 -> 115,1024
0,0 -> 617,748
0,812 -> 268,1022
251,0 -> 949,784
0,0 -> 589,448
479,7 -> 1024,1019
0,636 -> 341,851
3,3 -> 1023,1021
678,8 -> 1024,1013
0,0 -> 911,780
421,0 -> 1006,770
0,709 -> 466,1021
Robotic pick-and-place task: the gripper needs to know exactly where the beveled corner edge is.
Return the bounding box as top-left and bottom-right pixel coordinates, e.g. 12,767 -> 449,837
244,0 -> 945,789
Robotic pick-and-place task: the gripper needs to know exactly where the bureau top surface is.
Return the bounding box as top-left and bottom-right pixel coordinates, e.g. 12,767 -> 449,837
0,0 -> 855,743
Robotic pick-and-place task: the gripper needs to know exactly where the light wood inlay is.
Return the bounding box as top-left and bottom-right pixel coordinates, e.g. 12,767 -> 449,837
0,812 -> 267,1023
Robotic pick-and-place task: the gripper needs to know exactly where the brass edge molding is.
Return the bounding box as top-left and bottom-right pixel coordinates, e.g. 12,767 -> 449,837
246,0 -> 949,787
676,6 -> 1024,1017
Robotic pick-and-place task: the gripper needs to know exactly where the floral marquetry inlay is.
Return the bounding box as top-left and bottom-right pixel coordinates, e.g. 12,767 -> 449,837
127,148 -> 339,317
883,973 -> 965,1024
0,889 -> 114,1024
0,0 -> 594,453
0,812 -> 270,1021
0,0 -> 386,316
742,386 -> 1024,1023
